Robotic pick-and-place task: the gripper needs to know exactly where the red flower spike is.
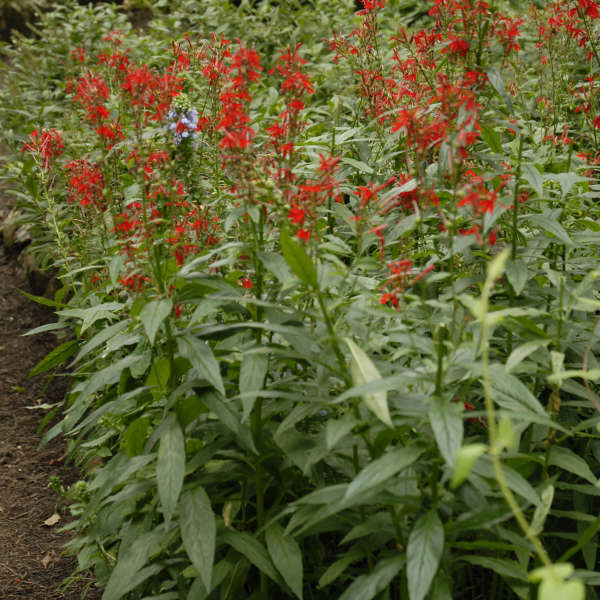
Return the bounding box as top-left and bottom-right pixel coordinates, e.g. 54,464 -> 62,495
21,129 -> 64,171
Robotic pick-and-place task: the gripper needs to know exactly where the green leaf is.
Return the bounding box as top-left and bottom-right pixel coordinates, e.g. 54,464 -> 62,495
522,164 -> 544,198
200,391 -> 257,454
505,259 -> 528,296
473,456 -> 541,507
486,248 -> 510,282
341,512 -> 392,544
177,334 -> 225,396
407,511 -> 444,600
187,558 -> 234,599
326,414 -> 357,450
431,574 -> 453,600
146,357 -> 171,399
341,156 -> 374,174
528,214 -> 574,246
102,529 -> 163,600
497,414 -> 516,450
338,556 -> 404,600
489,365 -> 546,415
548,446 -> 600,486
239,352 -> 268,423
29,340 -> 78,376
140,298 -> 172,345
530,564 -> 574,583
318,550 -> 362,588
450,444 -> 487,489
428,398 -> 463,467
480,123 -> 502,153
531,485 -> 554,536
258,250 -> 292,283
486,66 -> 513,112
462,556 -> 528,581
506,340 -> 550,373
344,338 -> 391,427
221,530 -> 284,587
280,229 -> 318,288
538,577 -> 584,600
23,321 -> 67,336
157,414 -> 185,519
71,319 -> 130,365
180,486 -> 216,592
547,172 -> 589,199
344,446 -> 424,503
18,288 -> 65,308
80,303 -> 122,333
124,417 -> 150,458
62,354 -> 143,432
266,522 -> 303,599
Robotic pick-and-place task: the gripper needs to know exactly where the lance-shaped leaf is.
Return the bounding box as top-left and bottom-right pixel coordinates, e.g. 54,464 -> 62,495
140,297 -> 172,345
177,334 -> 225,396
180,486 -> 216,592
407,510 -> 444,600
428,398 -> 463,467
266,522 -> 303,599
239,352 -> 268,423
343,446 -> 424,503
102,529 -> 163,600
280,228 -> 318,288
221,529 -> 285,587
338,556 -> 404,600
157,414 -> 185,519
344,338 -> 391,427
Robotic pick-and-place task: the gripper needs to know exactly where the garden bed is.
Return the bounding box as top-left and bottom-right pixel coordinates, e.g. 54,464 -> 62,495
2,0 -> 600,599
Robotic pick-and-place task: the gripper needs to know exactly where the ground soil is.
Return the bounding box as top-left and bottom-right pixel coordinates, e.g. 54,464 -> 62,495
0,234 -> 100,598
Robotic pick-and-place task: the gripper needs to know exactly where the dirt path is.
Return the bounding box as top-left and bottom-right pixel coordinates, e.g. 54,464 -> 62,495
0,240 -> 99,598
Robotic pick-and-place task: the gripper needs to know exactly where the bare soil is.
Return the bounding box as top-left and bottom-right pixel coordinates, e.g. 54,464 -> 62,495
0,241 -> 100,599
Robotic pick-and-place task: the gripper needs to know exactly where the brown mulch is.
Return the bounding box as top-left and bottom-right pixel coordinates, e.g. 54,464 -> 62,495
0,241 -> 100,599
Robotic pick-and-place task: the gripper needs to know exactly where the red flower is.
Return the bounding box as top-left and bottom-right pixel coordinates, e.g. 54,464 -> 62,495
65,159 -> 104,209
579,0 -> 600,19
21,129 -> 64,171
288,207 -> 306,224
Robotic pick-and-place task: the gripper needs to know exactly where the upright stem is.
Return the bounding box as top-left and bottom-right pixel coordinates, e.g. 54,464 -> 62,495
480,251 -> 552,568
316,290 -> 349,383
511,135 -> 524,261
39,169 -> 78,297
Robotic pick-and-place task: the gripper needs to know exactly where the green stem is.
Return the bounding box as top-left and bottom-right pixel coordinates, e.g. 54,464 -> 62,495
435,324 -> 446,398
39,169 -> 77,297
511,135 -> 524,261
316,290 -> 349,383
559,512 -> 600,562
480,251 -> 553,568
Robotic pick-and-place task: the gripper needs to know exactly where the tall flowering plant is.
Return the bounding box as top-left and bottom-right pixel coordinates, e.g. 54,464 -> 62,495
9,1 -> 600,599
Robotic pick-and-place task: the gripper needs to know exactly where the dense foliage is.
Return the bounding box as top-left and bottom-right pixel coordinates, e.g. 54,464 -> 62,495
2,0 -> 600,598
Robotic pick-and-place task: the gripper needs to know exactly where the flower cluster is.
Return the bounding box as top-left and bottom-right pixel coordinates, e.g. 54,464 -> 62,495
267,44 -> 314,172
287,154 -> 342,241
65,159 -> 105,210
166,94 -> 200,144
217,44 -> 262,152
380,259 -> 435,308
68,71 -> 125,148
21,128 -> 64,171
